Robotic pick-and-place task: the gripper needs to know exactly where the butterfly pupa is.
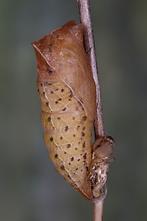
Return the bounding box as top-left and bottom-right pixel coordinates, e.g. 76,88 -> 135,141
32,21 -> 113,200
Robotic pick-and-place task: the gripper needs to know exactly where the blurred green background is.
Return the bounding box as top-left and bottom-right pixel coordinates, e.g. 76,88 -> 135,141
0,0 -> 147,220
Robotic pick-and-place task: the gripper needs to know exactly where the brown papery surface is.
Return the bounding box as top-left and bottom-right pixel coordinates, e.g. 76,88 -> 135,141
33,21 -> 96,121
32,21 -> 98,199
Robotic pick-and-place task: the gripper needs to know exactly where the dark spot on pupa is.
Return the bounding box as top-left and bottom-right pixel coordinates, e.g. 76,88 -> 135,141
83,127 -> 86,130
73,134 -> 76,137
62,107 -> 66,111
43,92 -> 45,96
68,175 -> 71,179
46,102 -> 49,106
67,144 -> 71,148
69,162 -> 71,165
55,88 -> 59,91
40,83 -> 43,87
83,142 -> 86,148
50,137 -> 53,142
51,91 -> 54,94
57,117 -> 61,120
37,89 -> 39,92
82,116 -> 87,121
75,148 -> 78,151
65,126 -> 68,131
61,89 -> 64,92
71,157 -> 74,161
47,67 -> 53,74
64,151 -> 67,154
72,117 -> 75,120
86,166 -> 89,171
54,154 -> 58,158
97,144 -> 101,148
60,136 -> 63,140
81,169 -> 83,172
60,165 -> 65,170
58,98 -> 62,101
48,117 -> 51,122
77,159 -> 80,161
68,98 -> 71,101
55,101 -> 58,104
83,153 -> 87,159
76,168 -> 78,171
81,132 -> 85,137
77,125 -> 80,130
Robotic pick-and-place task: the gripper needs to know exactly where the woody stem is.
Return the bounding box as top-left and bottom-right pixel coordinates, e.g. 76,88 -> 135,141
76,0 -> 104,221
76,0 -> 104,137
93,200 -> 104,221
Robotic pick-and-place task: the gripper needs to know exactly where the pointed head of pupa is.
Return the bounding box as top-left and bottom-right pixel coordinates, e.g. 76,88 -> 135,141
32,21 -> 84,82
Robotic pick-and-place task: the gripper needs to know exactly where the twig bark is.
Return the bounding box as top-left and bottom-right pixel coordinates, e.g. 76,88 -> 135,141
76,0 -> 104,137
93,200 -> 104,221
76,0 -> 105,221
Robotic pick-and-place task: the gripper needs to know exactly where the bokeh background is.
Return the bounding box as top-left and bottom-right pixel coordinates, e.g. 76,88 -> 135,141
0,0 -> 147,220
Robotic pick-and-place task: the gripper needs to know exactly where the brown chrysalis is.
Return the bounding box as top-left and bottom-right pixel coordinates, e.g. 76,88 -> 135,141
32,21 -> 113,200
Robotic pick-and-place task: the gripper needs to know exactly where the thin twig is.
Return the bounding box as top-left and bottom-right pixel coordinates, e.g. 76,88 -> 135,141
76,0 -> 105,221
76,0 -> 104,137
93,200 -> 104,221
